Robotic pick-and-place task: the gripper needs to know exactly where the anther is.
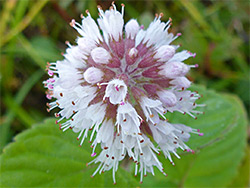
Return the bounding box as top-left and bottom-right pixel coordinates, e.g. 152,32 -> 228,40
120,140 -> 123,143
111,156 -> 114,160
106,154 -> 109,158
60,93 -> 63,97
104,146 -> 108,150
140,139 -> 144,143
72,101 -> 75,105
138,133 -> 142,135
80,14 -> 84,18
97,83 -> 101,89
140,153 -> 143,155
123,119 -> 126,122
70,19 -> 75,27
150,114 -> 154,118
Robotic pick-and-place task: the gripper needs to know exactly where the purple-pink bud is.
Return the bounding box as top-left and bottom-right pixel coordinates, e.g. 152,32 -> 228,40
154,45 -> 175,62
157,90 -> 177,107
159,61 -> 190,78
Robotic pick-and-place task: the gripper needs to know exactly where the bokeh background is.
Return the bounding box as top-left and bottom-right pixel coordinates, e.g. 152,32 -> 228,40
0,0 -> 249,185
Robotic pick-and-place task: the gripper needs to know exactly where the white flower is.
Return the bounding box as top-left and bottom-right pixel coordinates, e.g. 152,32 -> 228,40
103,79 -> 128,105
44,2 -> 203,184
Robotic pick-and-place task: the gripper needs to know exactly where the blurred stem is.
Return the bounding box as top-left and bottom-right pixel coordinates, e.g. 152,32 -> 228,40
0,70 -> 44,152
4,96 -> 36,128
0,0 -> 49,48
18,34 -> 47,70
0,0 -> 17,37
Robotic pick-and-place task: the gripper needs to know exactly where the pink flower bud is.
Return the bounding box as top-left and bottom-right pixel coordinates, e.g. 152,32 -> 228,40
125,19 -> 140,39
154,45 -> 175,62
91,47 -> 111,64
157,90 -> 177,107
128,48 -> 138,58
159,61 -> 190,78
170,77 -> 191,89
83,67 -> 104,84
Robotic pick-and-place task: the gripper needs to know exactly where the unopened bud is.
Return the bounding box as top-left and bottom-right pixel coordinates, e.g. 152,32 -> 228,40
159,61 -> 189,78
91,47 -> 111,64
170,77 -> 191,89
83,67 -> 104,84
128,48 -> 138,58
157,90 -> 177,107
154,45 -> 175,62
77,37 -> 96,54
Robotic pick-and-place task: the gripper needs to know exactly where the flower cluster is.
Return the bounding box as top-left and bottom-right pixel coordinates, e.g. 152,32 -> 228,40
44,3 -> 204,184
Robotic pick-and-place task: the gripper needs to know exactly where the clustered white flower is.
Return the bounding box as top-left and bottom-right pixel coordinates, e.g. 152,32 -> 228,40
44,2 -> 204,184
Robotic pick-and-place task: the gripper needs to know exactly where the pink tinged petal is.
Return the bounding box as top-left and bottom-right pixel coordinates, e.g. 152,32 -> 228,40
142,66 -> 161,78
159,62 -> 190,78
170,77 -> 191,89
125,19 -> 140,39
157,90 -> 177,107
91,47 -> 111,64
83,67 -> 104,84
154,45 -> 175,62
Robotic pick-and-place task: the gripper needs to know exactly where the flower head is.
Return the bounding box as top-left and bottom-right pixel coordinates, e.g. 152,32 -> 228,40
44,3 -> 204,184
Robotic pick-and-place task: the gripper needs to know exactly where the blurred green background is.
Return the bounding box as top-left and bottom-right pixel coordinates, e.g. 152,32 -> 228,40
0,0 -> 249,172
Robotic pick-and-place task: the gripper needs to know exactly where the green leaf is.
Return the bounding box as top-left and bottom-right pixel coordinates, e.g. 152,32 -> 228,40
0,119 -> 139,187
141,85 -> 248,187
0,86 -> 248,187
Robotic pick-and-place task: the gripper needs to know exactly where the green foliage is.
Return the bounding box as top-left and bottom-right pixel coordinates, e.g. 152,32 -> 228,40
0,86 -> 248,187
0,118 -> 139,187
